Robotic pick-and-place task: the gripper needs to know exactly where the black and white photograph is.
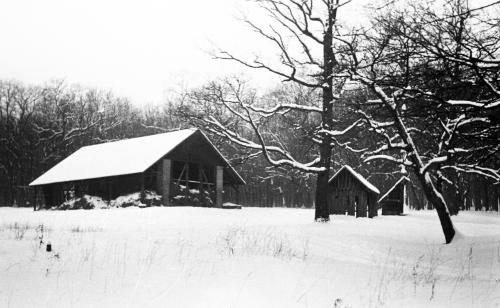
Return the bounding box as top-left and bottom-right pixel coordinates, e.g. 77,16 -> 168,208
0,0 -> 499,307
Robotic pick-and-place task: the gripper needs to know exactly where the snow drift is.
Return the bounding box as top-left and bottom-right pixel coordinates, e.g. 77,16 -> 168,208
54,190 -> 162,210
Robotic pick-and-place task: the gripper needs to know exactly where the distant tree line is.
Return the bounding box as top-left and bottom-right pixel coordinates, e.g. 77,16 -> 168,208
0,77 -> 498,214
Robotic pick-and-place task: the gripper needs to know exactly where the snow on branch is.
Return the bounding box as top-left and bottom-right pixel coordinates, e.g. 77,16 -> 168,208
446,100 -> 498,108
204,116 -> 325,173
364,154 -> 412,166
243,104 -> 326,173
456,117 -> 491,128
420,156 -> 448,175
318,118 -> 363,136
246,102 -> 322,115
356,109 -> 407,154
443,164 -> 500,183
357,110 -> 394,129
331,138 -> 367,153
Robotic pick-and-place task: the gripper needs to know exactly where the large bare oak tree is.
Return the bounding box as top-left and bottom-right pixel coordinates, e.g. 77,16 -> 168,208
206,0 -> 358,221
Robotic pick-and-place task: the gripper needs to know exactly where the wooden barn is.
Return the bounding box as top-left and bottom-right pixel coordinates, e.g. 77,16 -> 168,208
328,166 -> 380,218
379,176 -> 409,215
29,129 -> 245,209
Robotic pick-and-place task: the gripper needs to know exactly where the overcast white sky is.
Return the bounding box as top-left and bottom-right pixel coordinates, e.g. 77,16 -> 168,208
0,0 -> 373,105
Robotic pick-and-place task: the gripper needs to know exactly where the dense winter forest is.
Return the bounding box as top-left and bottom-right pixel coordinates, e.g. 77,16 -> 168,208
1,0 -> 499,220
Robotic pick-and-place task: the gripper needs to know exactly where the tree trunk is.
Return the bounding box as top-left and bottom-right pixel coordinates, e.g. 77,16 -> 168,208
315,170 -> 331,220
383,82 -> 456,242
419,173 -> 456,244
314,2 -> 337,222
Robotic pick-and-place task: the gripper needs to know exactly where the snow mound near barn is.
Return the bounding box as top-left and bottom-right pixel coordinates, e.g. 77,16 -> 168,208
172,185 -> 213,206
54,191 -> 162,210
110,191 -> 162,208
56,195 -> 109,210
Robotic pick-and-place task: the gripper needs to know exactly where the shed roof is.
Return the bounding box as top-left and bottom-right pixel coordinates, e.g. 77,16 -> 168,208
378,176 -> 410,203
328,165 -> 380,194
30,128 -> 245,186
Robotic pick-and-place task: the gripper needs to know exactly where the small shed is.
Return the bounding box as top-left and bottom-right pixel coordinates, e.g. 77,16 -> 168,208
379,176 -> 409,215
328,166 -> 380,218
29,129 -> 245,209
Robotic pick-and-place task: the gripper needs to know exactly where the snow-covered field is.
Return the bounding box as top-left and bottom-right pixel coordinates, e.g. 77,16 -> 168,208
0,207 -> 499,308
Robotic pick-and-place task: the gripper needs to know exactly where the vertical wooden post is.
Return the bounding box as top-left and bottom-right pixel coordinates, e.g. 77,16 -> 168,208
216,166 -> 223,208
235,185 -> 240,204
368,195 -> 372,218
140,173 -> 145,202
156,163 -> 162,193
185,163 -> 190,190
198,165 -> 204,206
58,184 -> 64,206
369,194 -> 376,218
162,159 -> 172,206
403,182 -> 408,213
42,186 -> 50,209
33,187 -> 37,211
353,193 -> 358,218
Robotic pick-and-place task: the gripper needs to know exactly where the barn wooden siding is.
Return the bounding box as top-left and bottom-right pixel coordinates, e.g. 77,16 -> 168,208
329,169 -> 378,218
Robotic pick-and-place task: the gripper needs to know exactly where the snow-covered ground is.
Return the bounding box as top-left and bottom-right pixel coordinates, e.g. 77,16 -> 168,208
0,207 -> 499,308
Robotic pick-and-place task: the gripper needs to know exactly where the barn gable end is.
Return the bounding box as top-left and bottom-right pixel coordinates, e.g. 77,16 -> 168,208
328,166 -> 380,218
379,176 -> 410,215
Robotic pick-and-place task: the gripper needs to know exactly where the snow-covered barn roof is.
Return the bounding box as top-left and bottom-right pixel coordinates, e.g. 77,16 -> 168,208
378,176 -> 410,203
328,165 -> 380,194
30,128 -> 245,186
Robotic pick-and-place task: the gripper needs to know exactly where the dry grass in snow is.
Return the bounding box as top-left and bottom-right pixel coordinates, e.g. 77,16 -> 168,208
0,207 -> 499,308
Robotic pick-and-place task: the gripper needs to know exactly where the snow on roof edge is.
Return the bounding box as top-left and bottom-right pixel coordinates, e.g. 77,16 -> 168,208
329,165 -> 380,194
29,171 -> 143,186
79,128 -> 197,150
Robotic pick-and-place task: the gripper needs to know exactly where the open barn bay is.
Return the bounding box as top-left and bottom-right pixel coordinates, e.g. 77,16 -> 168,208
1,207 -> 499,308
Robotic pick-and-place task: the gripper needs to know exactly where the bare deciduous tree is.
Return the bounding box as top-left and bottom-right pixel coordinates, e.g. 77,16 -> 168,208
198,0 -> 361,221
345,0 -> 500,243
